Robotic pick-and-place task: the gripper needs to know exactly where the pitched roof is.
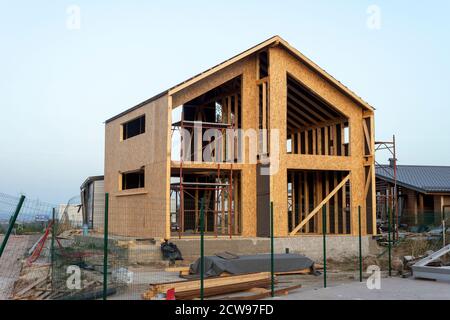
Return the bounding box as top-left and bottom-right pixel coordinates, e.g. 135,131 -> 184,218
376,165 -> 450,194
105,35 -> 374,123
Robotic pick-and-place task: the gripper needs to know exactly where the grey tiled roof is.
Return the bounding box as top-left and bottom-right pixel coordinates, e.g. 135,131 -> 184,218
376,165 -> 450,193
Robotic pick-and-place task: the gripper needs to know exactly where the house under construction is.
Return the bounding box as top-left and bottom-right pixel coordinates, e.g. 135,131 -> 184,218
104,36 -> 376,241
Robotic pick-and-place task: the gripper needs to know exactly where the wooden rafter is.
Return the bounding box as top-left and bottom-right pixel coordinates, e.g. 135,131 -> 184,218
290,173 -> 351,236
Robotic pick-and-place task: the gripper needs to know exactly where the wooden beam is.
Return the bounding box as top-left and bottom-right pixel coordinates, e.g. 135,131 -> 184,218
287,81 -> 337,119
304,171 -> 309,233
364,166 -> 372,199
290,173 -> 351,235
287,89 -> 326,122
287,98 -> 318,124
334,173 -> 339,233
363,119 -> 373,155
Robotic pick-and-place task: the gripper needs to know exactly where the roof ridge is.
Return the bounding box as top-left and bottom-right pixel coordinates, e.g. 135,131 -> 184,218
105,35 -> 374,123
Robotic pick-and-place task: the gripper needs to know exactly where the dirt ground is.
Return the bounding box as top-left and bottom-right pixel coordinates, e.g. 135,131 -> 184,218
0,235 -> 39,299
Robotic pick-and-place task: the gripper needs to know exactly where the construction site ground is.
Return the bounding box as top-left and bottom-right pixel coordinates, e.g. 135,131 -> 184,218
1,232 -> 449,300
274,277 -> 450,300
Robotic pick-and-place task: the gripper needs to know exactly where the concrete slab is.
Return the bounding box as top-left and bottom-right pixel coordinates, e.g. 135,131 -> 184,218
272,277 -> 450,300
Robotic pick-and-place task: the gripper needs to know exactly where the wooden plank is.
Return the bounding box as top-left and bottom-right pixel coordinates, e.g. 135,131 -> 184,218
317,127 -> 322,155
165,266 -> 190,273
220,284 -> 302,300
175,279 -> 272,300
234,176 -> 239,234
312,129 -> 317,155
275,268 -> 312,275
297,172 -> 302,230
14,277 -> 48,297
304,130 -> 309,155
291,172 -> 296,231
364,165 -> 372,199
324,126 -> 329,155
333,124 -> 338,156
342,173 -> 347,234
304,172 -> 309,233
334,173 -> 339,234
325,172 -> 330,233
290,173 -> 351,235
143,272 -> 274,300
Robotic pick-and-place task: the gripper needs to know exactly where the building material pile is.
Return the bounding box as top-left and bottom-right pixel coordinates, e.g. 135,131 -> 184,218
142,272 -> 280,300
412,244 -> 450,281
189,253 -> 315,277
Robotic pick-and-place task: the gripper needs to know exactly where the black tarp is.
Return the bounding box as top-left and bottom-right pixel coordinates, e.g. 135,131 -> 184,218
189,253 -> 314,277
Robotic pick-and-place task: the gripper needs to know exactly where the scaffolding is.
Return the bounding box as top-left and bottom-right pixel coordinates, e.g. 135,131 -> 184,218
171,100 -> 238,239
375,135 -> 399,240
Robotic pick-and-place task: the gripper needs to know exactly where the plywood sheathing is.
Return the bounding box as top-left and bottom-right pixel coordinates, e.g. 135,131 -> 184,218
104,94 -> 170,238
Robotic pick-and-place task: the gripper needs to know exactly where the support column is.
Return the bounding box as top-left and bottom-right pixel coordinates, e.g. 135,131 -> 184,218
269,46 -> 288,236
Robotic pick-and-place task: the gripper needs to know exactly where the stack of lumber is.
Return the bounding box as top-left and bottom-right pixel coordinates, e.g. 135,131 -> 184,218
142,272 -> 275,300
166,264 -> 321,278
221,284 -> 302,300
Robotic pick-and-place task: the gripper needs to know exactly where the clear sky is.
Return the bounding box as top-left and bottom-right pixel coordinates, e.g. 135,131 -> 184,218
1,1 -> 449,204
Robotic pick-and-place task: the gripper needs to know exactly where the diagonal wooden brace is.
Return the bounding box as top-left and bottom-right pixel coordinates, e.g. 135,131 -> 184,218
290,173 -> 351,236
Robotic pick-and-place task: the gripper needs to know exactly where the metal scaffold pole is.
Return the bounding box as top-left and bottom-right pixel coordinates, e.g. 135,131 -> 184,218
200,197 -> 205,300
270,202 -> 274,297
388,206 -> 392,277
0,195 -> 25,259
358,206 -> 363,282
322,206 -> 327,288
103,193 -> 109,300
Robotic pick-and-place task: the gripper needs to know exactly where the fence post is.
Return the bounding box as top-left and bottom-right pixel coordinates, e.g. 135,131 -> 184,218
270,202 -> 274,297
0,195 -> 25,259
387,207 -> 392,277
103,193 -> 109,300
51,208 -> 56,265
358,206 -> 363,282
200,197 -> 205,300
322,206 -> 327,288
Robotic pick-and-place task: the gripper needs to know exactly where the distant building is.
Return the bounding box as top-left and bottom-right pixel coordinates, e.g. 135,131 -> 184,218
376,164 -> 450,226
80,176 -> 105,230
58,204 -> 83,227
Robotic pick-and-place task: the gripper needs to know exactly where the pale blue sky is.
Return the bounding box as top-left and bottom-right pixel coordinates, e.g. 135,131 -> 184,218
1,1 -> 449,203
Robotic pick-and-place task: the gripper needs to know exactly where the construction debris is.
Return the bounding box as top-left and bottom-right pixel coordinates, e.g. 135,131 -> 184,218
11,260 -> 104,300
412,244 -> 450,281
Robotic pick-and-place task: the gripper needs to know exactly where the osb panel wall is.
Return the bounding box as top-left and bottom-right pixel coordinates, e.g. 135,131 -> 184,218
268,45 -> 374,236
104,94 -> 170,239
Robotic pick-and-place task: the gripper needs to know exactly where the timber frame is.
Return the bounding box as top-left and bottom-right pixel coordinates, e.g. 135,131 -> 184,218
104,36 -> 376,239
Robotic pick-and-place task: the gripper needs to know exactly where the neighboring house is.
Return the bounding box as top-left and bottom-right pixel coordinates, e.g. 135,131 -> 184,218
80,176 -> 105,230
376,164 -> 450,226
104,35 -> 376,239
58,204 -> 83,228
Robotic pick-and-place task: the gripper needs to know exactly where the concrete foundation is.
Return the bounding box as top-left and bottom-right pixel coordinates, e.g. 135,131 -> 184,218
172,236 -> 375,262
75,234 -> 376,265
